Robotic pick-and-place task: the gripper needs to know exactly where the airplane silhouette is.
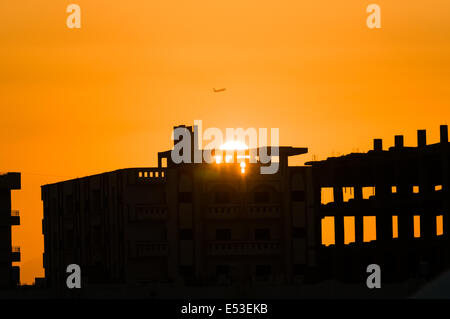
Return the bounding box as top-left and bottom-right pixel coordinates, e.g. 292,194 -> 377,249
213,88 -> 226,93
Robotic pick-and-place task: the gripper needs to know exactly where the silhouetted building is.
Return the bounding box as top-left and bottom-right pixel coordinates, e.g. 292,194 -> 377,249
0,172 -> 21,288
307,125 -> 450,283
41,126 -> 317,288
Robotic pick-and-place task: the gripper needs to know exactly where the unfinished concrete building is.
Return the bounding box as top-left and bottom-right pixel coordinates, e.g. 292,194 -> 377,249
0,172 -> 21,288
307,125 -> 450,283
41,126 -> 317,288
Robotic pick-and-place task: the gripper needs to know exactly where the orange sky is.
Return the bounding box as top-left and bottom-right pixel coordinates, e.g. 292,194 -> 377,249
1,1 -> 450,284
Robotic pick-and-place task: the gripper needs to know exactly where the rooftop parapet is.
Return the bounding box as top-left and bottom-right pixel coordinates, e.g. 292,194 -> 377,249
0,172 -> 21,189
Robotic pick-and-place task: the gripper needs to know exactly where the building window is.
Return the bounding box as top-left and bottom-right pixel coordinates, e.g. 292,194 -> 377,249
178,192 -> 192,203
392,215 -> 398,238
254,191 -> 270,203
321,187 -> 334,204
255,265 -> 271,278
215,191 -> 231,204
362,187 -> 375,199
414,215 -> 421,238
254,228 -> 270,241
216,265 -> 230,276
437,215 -> 444,236
179,266 -> 194,277
291,190 -> 305,202
179,229 -> 193,240
216,229 -> 231,241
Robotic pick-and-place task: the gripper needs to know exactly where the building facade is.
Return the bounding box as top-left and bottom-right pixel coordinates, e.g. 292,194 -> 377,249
41,126 -> 317,288
0,172 -> 21,288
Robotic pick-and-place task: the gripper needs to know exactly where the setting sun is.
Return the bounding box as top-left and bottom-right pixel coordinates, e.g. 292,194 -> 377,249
219,141 -> 249,151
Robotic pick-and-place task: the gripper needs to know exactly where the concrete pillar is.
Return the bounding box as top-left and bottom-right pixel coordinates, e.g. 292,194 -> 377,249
398,214 -> 414,240
373,139 -> 383,152
354,186 -> 363,201
334,215 -> 344,246
395,135 -> 404,149
418,130 -> 427,148
355,215 -> 364,243
397,184 -> 413,239
441,125 -> 448,144
376,214 -> 392,242
376,184 -> 390,200
333,186 -> 343,203
333,187 -> 344,246
421,213 -> 435,239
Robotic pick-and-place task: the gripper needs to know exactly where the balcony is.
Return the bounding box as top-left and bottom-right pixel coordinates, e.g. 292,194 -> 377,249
134,205 -> 168,221
207,205 -> 241,219
135,242 -> 168,257
247,204 -> 280,219
207,241 -> 281,256
206,204 -> 281,220
12,246 -> 20,262
10,210 -> 20,226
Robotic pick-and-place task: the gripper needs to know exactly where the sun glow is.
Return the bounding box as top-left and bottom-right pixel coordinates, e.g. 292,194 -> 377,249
219,141 -> 249,151
215,141 -> 249,174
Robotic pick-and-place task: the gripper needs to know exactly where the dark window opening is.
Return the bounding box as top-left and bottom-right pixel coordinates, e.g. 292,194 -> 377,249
216,229 -> 231,241
254,191 -> 270,203
216,265 -> 231,276
179,266 -> 194,277
255,265 -> 271,278
215,191 -> 231,204
294,264 -> 305,275
255,228 -> 270,241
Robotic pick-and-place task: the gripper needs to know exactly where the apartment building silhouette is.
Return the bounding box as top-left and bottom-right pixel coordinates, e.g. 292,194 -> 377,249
41,124 -> 450,291
0,172 -> 21,288
41,126 -> 316,288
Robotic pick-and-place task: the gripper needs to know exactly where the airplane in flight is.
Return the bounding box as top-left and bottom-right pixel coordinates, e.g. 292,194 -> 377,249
213,88 -> 226,93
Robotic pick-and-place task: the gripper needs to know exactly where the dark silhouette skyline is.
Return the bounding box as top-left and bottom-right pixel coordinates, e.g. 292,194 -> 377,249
0,123 -> 439,298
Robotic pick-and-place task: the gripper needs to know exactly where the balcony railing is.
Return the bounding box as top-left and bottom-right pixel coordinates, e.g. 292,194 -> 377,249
207,241 -> 281,256
207,204 -> 281,219
247,204 -> 280,218
207,205 -> 241,219
11,210 -> 20,217
134,205 -> 168,221
135,242 -> 168,257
